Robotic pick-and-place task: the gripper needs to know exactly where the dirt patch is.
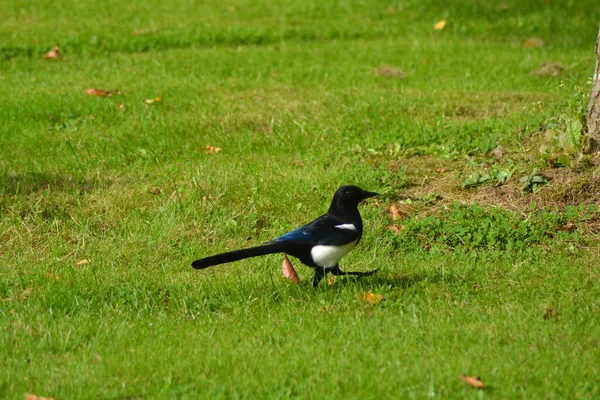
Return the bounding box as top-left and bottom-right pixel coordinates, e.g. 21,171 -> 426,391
385,155 -> 600,215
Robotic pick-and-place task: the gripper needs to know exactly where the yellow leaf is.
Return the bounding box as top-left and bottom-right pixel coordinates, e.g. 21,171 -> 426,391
145,96 -> 162,104
204,145 -> 222,154
521,37 -> 544,48
360,292 -> 385,304
282,254 -> 299,284
25,393 -> 55,400
374,65 -> 406,78
75,259 -> 89,267
434,20 -> 447,31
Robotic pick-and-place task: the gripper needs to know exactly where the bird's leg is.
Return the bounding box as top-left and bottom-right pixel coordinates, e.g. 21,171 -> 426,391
330,265 -> 379,277
312,267 -> 327,288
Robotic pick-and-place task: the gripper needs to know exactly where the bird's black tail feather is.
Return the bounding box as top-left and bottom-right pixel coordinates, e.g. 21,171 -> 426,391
192,242 -> 288,269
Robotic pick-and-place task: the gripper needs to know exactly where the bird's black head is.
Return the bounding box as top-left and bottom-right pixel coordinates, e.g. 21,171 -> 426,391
329,185 -> 378,214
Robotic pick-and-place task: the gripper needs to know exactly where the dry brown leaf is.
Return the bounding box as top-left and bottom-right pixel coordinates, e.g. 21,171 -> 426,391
388,225 -> 400,235
389,205 -> 401,221
522,37 -> 544,48
282,254 -> 299,284
374,65 -> 406,79
134,28 -> 157,35
360,292 -> 385,304
204,145 -> 222,154
490,146 -> 508,159
43,46 -> 63,60
436,168 -> 449,173
543,308 -> 558,319
434,20 -> 447,31
86,88 -> 121,97
25,393 -> 55,400
532,62 -> 565,77
460,375 -> 485,389
75,259 -> 89,267
44,272 -> 60,281
145,96 -> 162,104
148,187 -> 163,195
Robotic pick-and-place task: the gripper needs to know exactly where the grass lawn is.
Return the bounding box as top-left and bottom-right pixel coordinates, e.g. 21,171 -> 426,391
2,0 -> 600,398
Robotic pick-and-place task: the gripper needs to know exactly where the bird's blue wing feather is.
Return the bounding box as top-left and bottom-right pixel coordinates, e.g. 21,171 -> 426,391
273,215 -> 358,245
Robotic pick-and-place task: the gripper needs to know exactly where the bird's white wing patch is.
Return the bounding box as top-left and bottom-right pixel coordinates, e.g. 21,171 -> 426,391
335,223 -> 357,231
311,241 -> 357,268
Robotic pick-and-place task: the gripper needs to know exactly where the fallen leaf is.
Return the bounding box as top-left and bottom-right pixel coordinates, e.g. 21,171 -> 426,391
563,222 -> 576,232
145,96 -> 162,104
25,394 -> 55,400
436,168 -> 449,173
134,28 -> 157,35
374,65 -> 406,79
282,254 -> 299,284
204,145 -> 222,154
389,205 -> 400,221
86,88 -> 121,97
43,46 -> 63,60
75,259 -> 89,267
388,225 -> 400,235
543,308 -> 558,319
490,146 -> 507,159
532,62 -> 565,77
522,37 -> 544,48
460,375 -> 485,389
434,20 -> 447,31
360,292 -> 385,305
44,272 -> 60,281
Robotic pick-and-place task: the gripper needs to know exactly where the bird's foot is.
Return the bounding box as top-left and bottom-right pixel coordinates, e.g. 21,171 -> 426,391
282,254 -> 300,284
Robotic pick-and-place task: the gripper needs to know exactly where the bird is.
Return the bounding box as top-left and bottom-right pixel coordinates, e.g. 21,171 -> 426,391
192,185 -> 379,287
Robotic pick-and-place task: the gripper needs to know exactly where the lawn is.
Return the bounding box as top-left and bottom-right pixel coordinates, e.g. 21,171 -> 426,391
2,0 -> 600,398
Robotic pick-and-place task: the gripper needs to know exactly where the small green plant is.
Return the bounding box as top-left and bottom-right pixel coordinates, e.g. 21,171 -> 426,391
462,162 -> 514,189
519,169 -> 549,193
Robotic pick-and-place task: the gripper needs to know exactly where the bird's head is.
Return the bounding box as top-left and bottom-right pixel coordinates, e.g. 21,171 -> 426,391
329,185 -> 378,213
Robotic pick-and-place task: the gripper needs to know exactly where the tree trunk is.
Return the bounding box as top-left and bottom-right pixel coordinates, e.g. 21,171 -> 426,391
584,26 -> 600,153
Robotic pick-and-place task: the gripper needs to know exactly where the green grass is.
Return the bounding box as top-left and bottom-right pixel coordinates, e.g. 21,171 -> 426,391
2,0 -> 600,398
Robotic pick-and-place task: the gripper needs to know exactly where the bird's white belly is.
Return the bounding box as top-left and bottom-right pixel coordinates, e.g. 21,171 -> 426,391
310,241 -> 357,268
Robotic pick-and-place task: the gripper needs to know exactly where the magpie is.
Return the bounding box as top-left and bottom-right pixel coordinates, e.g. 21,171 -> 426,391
192,185 -> 379,287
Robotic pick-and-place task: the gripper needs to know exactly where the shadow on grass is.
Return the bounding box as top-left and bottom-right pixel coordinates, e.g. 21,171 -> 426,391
331,269 -> 461,290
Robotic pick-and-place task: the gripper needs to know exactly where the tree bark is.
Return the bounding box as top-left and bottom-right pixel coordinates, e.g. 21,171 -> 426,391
584,26 -> 600,153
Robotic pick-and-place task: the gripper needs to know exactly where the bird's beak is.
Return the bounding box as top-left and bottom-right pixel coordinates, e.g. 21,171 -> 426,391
362,190 -> 379,199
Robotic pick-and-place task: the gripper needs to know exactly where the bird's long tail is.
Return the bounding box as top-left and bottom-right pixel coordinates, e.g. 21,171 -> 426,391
192,242 -> 288,269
